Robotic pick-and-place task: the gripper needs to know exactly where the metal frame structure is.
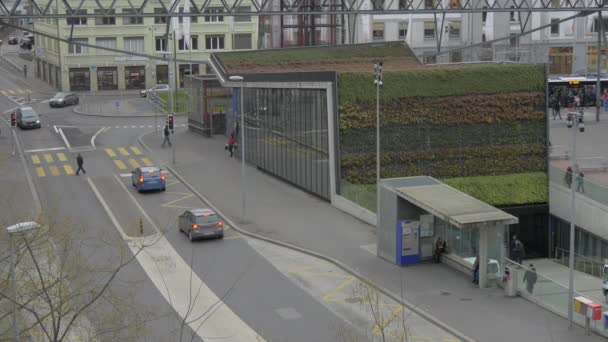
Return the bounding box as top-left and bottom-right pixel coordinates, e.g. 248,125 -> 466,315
1,0 -> 608,18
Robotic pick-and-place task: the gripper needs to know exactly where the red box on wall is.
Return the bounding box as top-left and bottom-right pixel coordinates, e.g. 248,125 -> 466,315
587,302 -> 602,320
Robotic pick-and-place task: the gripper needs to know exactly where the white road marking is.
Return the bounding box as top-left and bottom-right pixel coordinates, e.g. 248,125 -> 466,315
139,125 -> 145,128
123,126 -> 128,128
53,125 -> 58,133
57,128 -> 72,149
24,147 -> 66,153
90,127 -> 108,149
131,125 -> 136,128
112,173 -> 161,235
86,177 -> 129,241
119,173 -> 132,178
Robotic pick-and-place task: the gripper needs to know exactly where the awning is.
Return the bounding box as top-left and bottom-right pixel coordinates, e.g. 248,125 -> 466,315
384,176 -> 518,229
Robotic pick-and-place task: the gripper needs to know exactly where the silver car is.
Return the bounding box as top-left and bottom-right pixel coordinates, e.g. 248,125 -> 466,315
15,106 -> 41,129
140,84 -> 170,98
49,92 -> 79,107
178,209 -> 224,241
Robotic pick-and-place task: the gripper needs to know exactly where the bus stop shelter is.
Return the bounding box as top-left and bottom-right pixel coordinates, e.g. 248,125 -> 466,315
377,176 -> 519,288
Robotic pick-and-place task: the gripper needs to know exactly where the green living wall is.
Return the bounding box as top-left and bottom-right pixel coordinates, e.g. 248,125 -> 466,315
338,64 -> 548,206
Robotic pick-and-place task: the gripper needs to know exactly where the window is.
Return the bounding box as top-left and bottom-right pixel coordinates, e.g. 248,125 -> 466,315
69,38 -> 88,54
69,68 -> 90,91
550,18 -> 560,35
423,55 -> 437,64
66,10 -> 87,25
398,21 -> 408,40
178,36 -> 198,50
124,37 -> 144,53
155,37 -> 167,51
424,21 -> 436,39
154,8 -> 167,24
204,7 -> 224,22
372,22 -> 384,41
509,6 -> 517,22
156,65 -> 168,84
510,33 -> 517,47
234,6 -> 251,22
178,64 -> 200,87
398,0 -> 409,9
205,35 -> 224,49
97,67 -> 118,90
94,9 -> 115,25
482,6 -> 487,23
96,37 -> 116,54
125,66 -> 146,90
592,18 -> 608,33
123,8 -> 143,24
448,21 -> 461,39
233,33 -> 252,49
424,0 -> 436,8
178,7 -> 198,23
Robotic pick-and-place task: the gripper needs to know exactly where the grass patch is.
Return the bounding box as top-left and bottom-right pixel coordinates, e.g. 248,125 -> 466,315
156,92 -> 189,113
338,64 -> 545,104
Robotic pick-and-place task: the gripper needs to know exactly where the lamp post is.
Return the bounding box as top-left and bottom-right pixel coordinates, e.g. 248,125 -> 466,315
6,221 -> 41,342
229,75 -> 245,222
566,111 -> 585,328
374,62 -> 383,214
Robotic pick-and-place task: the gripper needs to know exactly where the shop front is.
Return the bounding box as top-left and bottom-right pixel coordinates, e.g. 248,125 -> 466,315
69,68 -> 90,91
125,66 -> 145,90
97,67 -> 118,90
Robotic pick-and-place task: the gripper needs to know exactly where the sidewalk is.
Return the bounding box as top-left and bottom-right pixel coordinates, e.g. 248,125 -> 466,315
141,129 -> 605,342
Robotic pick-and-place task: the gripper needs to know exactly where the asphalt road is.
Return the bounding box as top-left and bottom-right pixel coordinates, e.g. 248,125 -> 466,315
0,51 -> 368,341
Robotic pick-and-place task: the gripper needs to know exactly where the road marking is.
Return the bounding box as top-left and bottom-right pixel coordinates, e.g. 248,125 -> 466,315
128,159 -> 140,168
118,147 -> 130,156
8,89 -> 14,94
24,147 -> 65,153
161,192 -> 195,209
123,126 -> 128,128
57,153 -> 67,162
120,173 -> 132,178
58,128 -> 72,149
130,146 -> 143,155
114,160 -> 127,170
31,155 -> 41,164
16,89 -> 24,94
90,127 -> 107,149
1,90 -> 6,95
63,164 -> 74,175
105,148 -> 117,157
49,165 -> 60,176
53,125 -> 58,133
131,125 -> 136,128
87,177 -> 128,240
139,125 -> 145,128
44,153 -> 54,163
141,157 -> 153,166
36,167 -> 46,177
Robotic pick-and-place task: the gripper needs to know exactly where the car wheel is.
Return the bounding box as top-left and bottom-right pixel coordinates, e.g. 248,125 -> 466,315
161,187 -> 166,192
218,233 -> 224,239
188,230 -> 194,242
137,186 -> 142,193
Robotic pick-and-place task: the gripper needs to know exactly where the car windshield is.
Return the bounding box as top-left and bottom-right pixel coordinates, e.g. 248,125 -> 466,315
21,109 -> 37,118
193,215 -> 218,224
53,93 -> 65,99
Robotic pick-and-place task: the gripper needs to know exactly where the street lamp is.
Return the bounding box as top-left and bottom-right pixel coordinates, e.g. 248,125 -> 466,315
566,110 -> 585,328
374,62 -> 383,214
229,75 -> 246,223
6,221 -> 41,342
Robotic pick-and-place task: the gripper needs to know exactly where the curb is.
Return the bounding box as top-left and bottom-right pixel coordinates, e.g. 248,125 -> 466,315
72,105 -> 187,118
136,130 -> 475,342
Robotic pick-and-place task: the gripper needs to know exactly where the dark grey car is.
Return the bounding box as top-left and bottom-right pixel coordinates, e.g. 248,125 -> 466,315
49,92 -> 79,107
15,107 -> 41,129
178,209 -> 224,241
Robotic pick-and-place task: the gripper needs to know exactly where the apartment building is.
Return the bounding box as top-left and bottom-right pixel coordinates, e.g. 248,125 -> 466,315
33,2 -> 258,91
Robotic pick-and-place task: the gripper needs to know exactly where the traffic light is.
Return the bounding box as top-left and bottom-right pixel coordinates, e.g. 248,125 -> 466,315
10,113 -> 16,127
167,114 -> 174,130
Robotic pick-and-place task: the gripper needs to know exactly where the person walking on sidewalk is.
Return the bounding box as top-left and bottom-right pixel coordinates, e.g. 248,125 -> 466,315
577,171 -> 585,193
523,264 -> 538,294
511,237 -> 525,266
162,125 -> 172,148
565,166 -> 573,189
552,98 -> 562,120
472,255 -> 480,285
226,134 -> 235,157
434,237 -> 446,263
75,153 -> 86,175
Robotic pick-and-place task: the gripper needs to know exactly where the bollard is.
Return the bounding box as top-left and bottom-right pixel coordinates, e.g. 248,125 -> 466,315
139,218 -> 143,236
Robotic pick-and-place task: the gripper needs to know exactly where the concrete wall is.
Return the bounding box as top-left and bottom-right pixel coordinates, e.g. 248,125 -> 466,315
549,183 -> 608,240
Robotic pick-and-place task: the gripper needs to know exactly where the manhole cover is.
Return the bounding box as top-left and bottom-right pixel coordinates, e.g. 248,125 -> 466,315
459,298 -> 473,301
440,291 -> 451,296
345,297 -> 363,304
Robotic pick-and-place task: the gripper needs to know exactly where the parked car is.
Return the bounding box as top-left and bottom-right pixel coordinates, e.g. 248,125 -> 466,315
49,92 -> 79,107
131,166 -> 166,192
178,208 -> 224,241
19,37 -> 31,49
14,106 -> 41,129
8,37 -> 18,45
140,84 -> 170,98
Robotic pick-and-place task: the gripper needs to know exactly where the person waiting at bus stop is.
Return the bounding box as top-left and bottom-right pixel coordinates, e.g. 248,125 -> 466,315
434,237 -> 446,263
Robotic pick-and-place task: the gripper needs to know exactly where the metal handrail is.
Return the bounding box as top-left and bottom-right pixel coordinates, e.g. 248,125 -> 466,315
554,247 -> 605,277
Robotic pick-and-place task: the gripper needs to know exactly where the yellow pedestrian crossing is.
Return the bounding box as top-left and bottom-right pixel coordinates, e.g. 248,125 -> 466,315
114,160 -> 127,170
8,90 -> 14,95
49,165 -> 60,176
16,89 -> 24,94
63,165 -> 74,175
117,147 -> 130,156
1,91 -> 6,95
44,154 -> 54,163
57,153 -> 67,162
36,167 -> 46,177
31,155 -> 41,164
128,159 -> 140,168
141,157 -> 154,166
105,148 -> 117,157
0,89 -> 32,95
105,146 -> 156,171
130,146 -> 143,155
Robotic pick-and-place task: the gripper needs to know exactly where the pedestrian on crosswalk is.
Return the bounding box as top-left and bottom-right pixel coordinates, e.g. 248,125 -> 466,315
162,125 -> 172,148
75,153 -> 86,175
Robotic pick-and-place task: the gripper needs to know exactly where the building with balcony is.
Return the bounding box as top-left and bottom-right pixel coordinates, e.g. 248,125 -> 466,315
33,2 -> 258,92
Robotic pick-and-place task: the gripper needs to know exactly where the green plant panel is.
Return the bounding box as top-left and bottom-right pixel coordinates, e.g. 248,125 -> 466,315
442,172 -> 548,206
157,92 -> 189,113
338,64 -> 545,105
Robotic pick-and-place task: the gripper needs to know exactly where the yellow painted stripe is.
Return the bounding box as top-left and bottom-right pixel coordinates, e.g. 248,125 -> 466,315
31,155 -> 41,164
44,154 -> 54,163
130,146 -> 143,155
25,89 -> 32,93
128,159 -> 140,168
36,167 -> 46,177
1,90 -> 6,95
16,89 -> 24,94
114,160 -> 127,170
8,90 -> 15,95
63,164 -> 74,175
105,148 -> 117,157
57,153 -> 67,162
49,165 -> 60,176
117,147 -> 130,156
141,157 -> 153,166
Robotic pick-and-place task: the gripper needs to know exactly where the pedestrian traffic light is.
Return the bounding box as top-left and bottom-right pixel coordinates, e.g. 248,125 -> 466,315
10,113 -> 16,127
168,114 -> 174,130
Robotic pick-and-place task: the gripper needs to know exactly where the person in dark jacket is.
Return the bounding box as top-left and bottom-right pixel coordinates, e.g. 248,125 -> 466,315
75,153 -> 86,175
434,237 -> 446,263
553,98 -> 562,120
523,264 -> 538,294
472,255 -> 480,285
577,171 -> 585,193
162,125 -> 172,148
565,166 -> 573,189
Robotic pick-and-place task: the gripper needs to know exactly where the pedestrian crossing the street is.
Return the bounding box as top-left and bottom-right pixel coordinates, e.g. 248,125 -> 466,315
105,146 -> 155,171
0,88 -> 32,95
29,151 -> 75,177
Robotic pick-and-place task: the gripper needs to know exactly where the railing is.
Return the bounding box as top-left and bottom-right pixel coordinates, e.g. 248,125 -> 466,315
576,157 -> 608,172
504,258 -> 608,337
549,164 -> 608,207
339,180 -> 377,213
553,247 -> 605,278
549,145 -> 571,160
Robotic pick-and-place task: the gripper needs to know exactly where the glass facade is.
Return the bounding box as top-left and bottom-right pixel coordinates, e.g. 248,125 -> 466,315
69,68 -> 90,91
97,67 -> 118,90
236,87 -> 330,199
125,66 -> 145,89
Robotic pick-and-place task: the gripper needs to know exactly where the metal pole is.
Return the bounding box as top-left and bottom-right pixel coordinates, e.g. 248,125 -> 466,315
9,234 -> 20,342
173,31 -> 178,114
568,114 -> 577,328
11,127 -> 15,157
597,11 -> 603,122
240,82 -> 246,223
376,71 -> 380,214
155,104 -> 158,133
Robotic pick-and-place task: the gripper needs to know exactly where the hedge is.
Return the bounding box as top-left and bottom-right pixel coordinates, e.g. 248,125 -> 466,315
338,64 -> 545,104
